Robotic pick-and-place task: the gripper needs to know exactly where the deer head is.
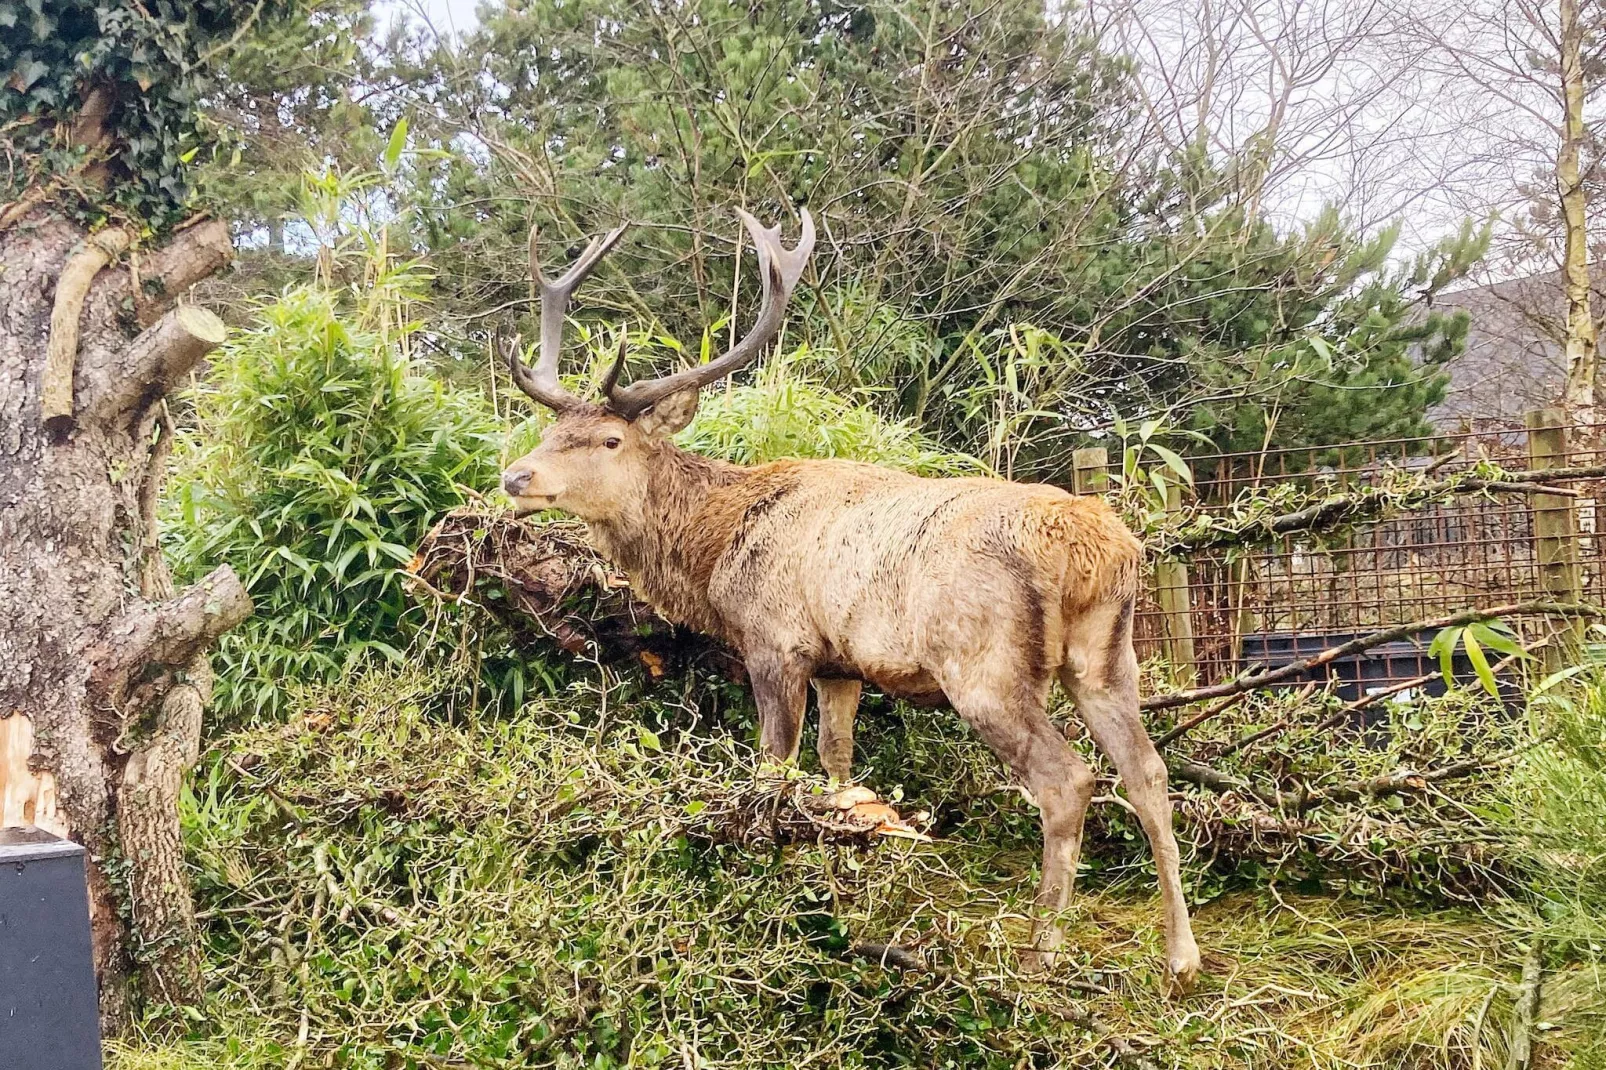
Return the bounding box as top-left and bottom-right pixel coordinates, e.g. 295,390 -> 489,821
499,210 -> 815,522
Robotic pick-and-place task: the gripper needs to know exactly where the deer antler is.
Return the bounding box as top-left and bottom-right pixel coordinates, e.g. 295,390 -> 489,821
504,221 -> 630,412
603,208 -> 815,420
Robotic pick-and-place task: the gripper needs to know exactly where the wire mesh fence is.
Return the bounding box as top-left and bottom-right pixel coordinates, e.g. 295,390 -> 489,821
1113,414 -> 1606,694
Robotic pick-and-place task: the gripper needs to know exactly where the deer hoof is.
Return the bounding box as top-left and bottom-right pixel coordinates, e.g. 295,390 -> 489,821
1020,923 -> 1065,973
1164,952 -> 1201,997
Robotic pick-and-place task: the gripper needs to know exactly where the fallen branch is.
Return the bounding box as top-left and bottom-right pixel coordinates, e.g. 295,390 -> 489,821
692,779 -> 929,848
1296,754 -> 1496,812
1168,759 -> 1253,796
1155,462 -> 1606,556
409,508 -> 741,680
1141,601 -> 1606,711
847,942 -> 925,971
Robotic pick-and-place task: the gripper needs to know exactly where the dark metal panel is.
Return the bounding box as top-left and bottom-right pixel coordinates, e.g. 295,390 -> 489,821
0,826 -> 104,1070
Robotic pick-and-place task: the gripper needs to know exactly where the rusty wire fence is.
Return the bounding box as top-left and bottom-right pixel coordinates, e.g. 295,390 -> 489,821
1099,414 -> 1606,695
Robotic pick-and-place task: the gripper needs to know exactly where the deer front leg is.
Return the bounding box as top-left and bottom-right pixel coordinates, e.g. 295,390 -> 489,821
747,651 -> 809,765
811,677 -> 861,781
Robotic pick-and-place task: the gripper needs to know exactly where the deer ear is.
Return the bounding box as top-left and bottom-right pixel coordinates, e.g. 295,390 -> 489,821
634,387 -> 700,437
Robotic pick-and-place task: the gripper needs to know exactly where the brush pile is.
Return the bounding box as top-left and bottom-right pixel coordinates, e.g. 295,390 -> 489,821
407,506 -> 740,680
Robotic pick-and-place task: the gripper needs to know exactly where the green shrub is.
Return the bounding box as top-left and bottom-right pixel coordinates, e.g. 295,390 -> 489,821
506,340 -> 985,475
681,348 -> 986,474
167,280 -> 500,718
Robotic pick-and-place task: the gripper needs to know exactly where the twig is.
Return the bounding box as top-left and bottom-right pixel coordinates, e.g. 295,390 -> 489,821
1472,980 -> 1499,1070
1504,940 -> 1543,1070
1216,682 -> 1321,757
1152,692 -> 1247,748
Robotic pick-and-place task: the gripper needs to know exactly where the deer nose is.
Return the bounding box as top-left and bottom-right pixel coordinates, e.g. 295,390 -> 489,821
502,468 -> 532,497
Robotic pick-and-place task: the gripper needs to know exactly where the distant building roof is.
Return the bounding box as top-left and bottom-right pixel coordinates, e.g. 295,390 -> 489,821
1430,267 -> 1590,425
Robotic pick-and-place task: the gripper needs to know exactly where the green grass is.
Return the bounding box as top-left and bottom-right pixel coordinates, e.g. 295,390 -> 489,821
103,664 -> 1606,1069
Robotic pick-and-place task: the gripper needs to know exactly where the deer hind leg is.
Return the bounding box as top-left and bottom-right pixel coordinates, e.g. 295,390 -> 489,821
811,677 -> 861,781
940,668 -> 1096,973
1061,600 -> 1202,993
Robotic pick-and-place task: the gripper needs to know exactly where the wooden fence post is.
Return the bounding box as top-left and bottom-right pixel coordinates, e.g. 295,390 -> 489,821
1155,482 -> 1198,685
1072,447 -> 1108,495
1526,408 -> 1583,671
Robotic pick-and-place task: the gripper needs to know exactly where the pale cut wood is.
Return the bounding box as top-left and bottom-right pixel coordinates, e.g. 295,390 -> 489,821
0,713 -> 68,836
99,304 -> 227,418
41,227 -> 131,433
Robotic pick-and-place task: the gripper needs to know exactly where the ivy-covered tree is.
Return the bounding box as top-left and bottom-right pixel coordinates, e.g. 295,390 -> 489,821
0,0 -> 293,1025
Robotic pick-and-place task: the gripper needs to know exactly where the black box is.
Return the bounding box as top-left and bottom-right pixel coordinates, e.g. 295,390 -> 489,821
0,826 -> 103,1070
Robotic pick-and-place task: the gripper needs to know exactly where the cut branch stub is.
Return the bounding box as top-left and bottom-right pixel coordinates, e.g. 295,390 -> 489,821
89,566 -> 252,695
97,305 -> 227,419
134,219 -> 233,328
41,228 -> 132,435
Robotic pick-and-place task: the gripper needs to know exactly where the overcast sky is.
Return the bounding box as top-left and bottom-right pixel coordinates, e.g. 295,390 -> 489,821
380,0 -> 481,38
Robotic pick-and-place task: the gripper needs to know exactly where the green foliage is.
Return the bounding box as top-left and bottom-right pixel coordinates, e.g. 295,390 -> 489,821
502,332 -> 987,476
0,0 -> 291,228
1500,673 -> 1606,1063
192,0 -> 390,248
376,0 -> 1484,472
677,349 -> 987,475
104,664 -> 1547,1069
1428,620 -> 1529,697
167,263 -> 499,717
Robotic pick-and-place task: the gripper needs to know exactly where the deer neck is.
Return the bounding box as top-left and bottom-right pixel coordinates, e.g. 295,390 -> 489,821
586,442 -> 746,633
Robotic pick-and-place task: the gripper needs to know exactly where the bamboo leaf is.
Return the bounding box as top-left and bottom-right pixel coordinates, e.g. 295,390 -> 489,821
383,117 -> 408,171
1462,628 -> 1499,697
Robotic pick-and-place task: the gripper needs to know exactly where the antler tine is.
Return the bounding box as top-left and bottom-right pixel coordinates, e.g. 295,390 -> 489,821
605,208 -> 815,420
509,221 -> 630,411
598,328 -> 629,399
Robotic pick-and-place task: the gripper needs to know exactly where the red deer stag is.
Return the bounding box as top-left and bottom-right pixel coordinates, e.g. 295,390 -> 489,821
498,210 -> 1202,988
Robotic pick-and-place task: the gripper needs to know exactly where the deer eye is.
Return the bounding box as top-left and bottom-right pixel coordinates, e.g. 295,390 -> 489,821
604,437 -> 621,450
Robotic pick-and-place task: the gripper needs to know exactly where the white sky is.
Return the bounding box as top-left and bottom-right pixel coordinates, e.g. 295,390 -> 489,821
378,0 -> 481,39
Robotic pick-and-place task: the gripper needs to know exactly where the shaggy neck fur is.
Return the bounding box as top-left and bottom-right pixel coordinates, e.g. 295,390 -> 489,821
586,441 -> 748,635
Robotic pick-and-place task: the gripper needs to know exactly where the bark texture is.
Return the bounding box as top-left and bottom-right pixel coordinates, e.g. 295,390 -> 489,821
1558,0 -> 1598,427
0,211 -> 250,1026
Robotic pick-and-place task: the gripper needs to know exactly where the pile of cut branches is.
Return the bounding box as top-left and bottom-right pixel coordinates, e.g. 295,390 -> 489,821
407,507 -> 740,680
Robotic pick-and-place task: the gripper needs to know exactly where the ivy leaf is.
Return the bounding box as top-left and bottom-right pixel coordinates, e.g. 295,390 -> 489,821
9,57 -> 49,91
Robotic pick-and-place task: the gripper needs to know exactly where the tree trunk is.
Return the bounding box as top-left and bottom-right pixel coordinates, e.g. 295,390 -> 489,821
1558,0 -> 1598,428
0,211 -> 250,1028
